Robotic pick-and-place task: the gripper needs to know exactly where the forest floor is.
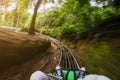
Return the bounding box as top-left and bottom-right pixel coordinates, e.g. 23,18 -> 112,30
0,28 -> 80,80
0,29 -> 60,80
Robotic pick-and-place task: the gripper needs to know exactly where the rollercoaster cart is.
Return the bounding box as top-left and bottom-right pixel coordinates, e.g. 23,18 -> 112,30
52,45 -> 84,80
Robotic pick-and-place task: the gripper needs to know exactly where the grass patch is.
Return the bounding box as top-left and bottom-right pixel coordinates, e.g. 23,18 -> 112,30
78,40 -> 120,80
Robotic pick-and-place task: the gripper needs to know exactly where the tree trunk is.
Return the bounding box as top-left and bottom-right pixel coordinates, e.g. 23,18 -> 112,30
28,0 -> 41,35
12,8 -> 18,27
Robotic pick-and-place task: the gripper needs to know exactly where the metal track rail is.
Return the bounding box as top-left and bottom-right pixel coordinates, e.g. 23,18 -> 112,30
39,34 -> 80,70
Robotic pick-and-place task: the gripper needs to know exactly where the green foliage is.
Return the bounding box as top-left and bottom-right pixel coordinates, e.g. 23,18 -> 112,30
0,9 -> 30,30
60,3 -> 116,39
35,9 -> 65,29
31,0 -> 118,39
17,0 -> 30,9
79,39 -> 120,80
43,28 -> 62,38
2,11 -> 13,26
18,10 -> 30,29
0,0 -> 119,38
0,0 -> 31,30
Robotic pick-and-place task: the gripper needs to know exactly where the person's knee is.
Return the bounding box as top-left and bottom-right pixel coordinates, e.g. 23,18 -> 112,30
83,74 -> 111,80
30,71 -> 49,80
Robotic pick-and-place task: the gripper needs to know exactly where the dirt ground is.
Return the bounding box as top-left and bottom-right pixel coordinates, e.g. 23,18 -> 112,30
0,28 -> 81,80
0,28 -> 60,80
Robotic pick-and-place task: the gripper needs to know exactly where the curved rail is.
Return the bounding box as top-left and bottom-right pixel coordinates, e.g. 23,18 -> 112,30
39,34 -> 81,70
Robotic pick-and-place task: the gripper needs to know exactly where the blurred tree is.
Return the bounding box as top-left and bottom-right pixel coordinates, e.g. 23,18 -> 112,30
28,0 -> 41,34
0,0 -> 31,27
28,0 -> 64,34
